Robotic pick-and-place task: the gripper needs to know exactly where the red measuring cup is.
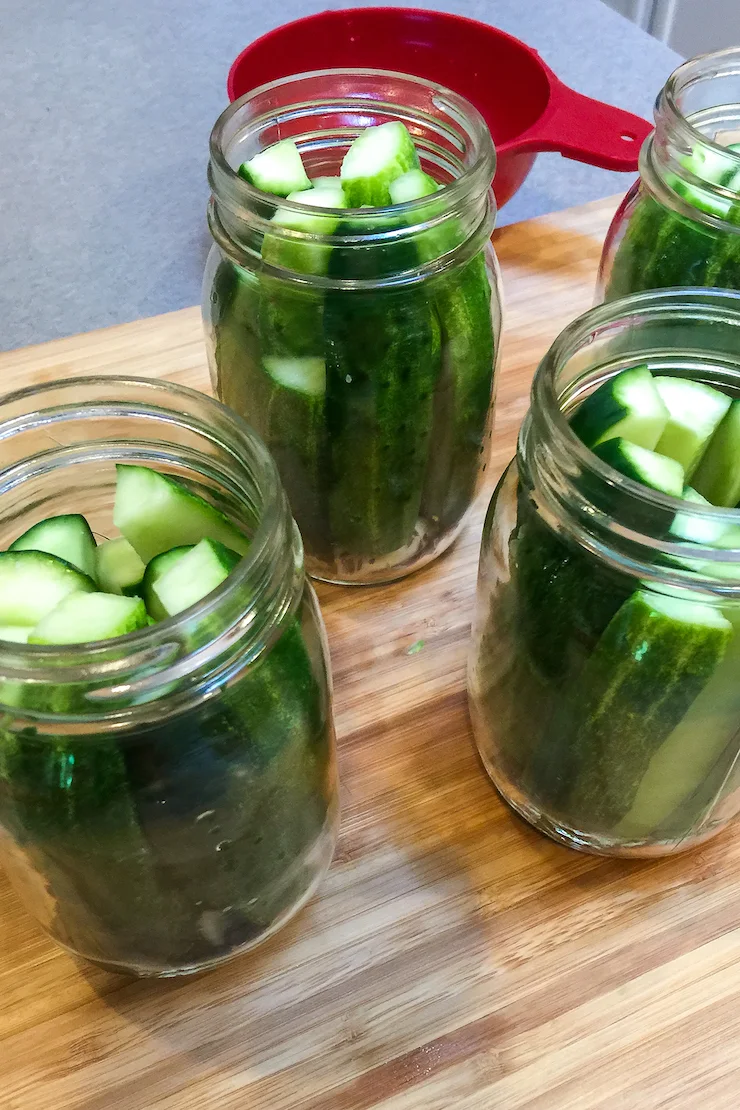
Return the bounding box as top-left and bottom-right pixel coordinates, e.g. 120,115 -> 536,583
228,7 -> 652,207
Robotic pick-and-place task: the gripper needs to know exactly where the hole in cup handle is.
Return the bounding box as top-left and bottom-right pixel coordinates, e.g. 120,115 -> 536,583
512,77 -> 653,173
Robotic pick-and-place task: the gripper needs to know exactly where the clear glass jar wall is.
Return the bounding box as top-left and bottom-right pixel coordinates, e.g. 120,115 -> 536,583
203,69 -> 502,585
0,378 -> 338,975
599,48 -> 740,301
468,289 -> 740,857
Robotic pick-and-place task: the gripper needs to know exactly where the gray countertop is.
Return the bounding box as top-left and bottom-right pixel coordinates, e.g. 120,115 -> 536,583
0,0 -> 679,352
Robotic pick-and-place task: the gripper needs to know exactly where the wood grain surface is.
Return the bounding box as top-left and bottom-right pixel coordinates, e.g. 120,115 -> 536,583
5,195 -> 739,1110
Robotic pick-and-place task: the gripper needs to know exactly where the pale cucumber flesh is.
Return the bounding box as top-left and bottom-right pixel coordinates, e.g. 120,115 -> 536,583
113,465 -> 249,564
141,545 -> 193,621
654,376 -> 731,478
96,537 -> 146,596
693,399 -> 740,507
570,365 -> 669,451
29,593 -> 149,644
340,121 -> 420,206
152,538 -> 241,618
238,140 -> 310,197
0,551 -> 96,626
592,438 -> 685,496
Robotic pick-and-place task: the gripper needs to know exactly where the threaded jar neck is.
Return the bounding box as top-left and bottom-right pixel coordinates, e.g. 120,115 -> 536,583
207,68 -> 496,286
522,288 -> 740,595
643,48 -> 740,229
0,377 -> 301,722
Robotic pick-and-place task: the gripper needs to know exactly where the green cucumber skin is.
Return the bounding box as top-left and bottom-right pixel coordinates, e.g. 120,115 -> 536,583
0,599 -> 333,971
211,236 -> 494,564
527,592 -> 731,830
324,285 -> 440,558
420,254 -> 495,534
210,259 -> 332,557
513,487 -> 632,686
264,385 -> 331,559
606,191 -> 740,300
0,727 -> 174,968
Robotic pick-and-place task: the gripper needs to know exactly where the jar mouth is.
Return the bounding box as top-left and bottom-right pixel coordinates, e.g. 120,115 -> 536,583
210,67 -> 496,213
648,48 -> 740,226
662,48 -> 740,152
0,377 -> 297,696
528,288 -> 740,589
207,68 -> 496,283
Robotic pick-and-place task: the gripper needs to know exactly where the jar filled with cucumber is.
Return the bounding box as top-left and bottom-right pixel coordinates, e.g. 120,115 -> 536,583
468,289 -> 740,857
599,48 -> 740,302
203,71 -> 501,584
0,378 -> 337,975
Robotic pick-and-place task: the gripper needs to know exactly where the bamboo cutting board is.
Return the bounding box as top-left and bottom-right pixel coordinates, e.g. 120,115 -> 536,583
4,195 -> 740,1110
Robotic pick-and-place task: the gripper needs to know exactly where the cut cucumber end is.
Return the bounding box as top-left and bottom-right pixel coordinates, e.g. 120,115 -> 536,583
340,121 -> 420,207
389,169 -> 439,204
238,140 -> 310,197
570,365 -> 669,452
0,551 -> 96,627
29,592 -> 149,645
311,176 -> 342,189
668,486 -> 730,546
0,626 -> 31,643
263,356 -> 326,397
692,399 -> 740,506
592,437 -> 685,497
152,538 -> 241,619
637,588 -> 733,631
141,545 -> 193,621
654,376 -> 731,478
113,465 -> 249,564
95,537 -> 146,596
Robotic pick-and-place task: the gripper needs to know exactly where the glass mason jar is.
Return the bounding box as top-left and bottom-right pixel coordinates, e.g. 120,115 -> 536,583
468,288 -> 740,858
599,48 -> 740,302
0,378 -> 338,975
203,69 -> 502,585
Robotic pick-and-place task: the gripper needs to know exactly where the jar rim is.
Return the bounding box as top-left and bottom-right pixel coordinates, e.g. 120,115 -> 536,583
527,287 -> 740,587
662,47 -> 740,165
209,66 -> 496,219
646,47 -> 740,228
0,376 -> 295,680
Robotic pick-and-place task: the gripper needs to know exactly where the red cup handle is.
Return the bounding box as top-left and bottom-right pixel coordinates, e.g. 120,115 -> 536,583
513,76 -> 653,172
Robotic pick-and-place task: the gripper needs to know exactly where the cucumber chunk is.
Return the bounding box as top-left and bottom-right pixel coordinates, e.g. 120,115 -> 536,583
29,592 -> 149,645
389,169 -> 438,204
274,186 -> 347,230
310,176 -> 341,189
669,486 -> 729,545
323,283 -> 440,558
0,626 -> 31,643
527,590 -> 732,827
238,140 -> 310,197
10,514 -> 97,580
141,545 -> 193,620
592,437 -> 685,496
616,610 -> 740,838
113,465 -> 249,564
673,143 -> 740,219
95,537 -> 146,596
570,365 -> 669,451
263,356 -> 325,396
152,538 -> 241,618
262,186 -> 348,277
378,161 -> 495,536
654,376 -> 731,478
340,121 -> 420,207
0,551 -> 95,626
692,398 -> 740,506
